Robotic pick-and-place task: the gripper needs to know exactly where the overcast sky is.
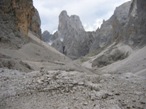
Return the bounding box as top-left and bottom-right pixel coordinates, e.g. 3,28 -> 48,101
33,0 -> 130,33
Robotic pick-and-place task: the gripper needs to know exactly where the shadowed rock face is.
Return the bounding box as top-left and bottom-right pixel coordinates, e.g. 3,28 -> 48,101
123,0 -> 146,46
111,0 -> 146,46
0,0 -> 41,37
92,44 -> 133,68
0,0 -> 42,48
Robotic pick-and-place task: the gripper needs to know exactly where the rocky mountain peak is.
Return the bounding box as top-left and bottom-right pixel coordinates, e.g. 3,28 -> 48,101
70,15 -> 84,31
59,10 -> 69,25
58,10 -> 84,38
59,10 -> 68,17
114,1 -> 131,24
42,30 -> 52,42
52,10 -> 93,59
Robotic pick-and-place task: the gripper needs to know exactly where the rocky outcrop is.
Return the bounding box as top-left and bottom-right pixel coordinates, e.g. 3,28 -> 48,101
0,0 -> 41,37
42,30 -> 52,42
51,39 -> 64,53
52,11 -> 93,59
90,0 -> 146,52
30,9 -> 42,37
0,0 -> 42,49
92,44 -> 133,67
90,20 -> 114,52
57,11 -> 84,38
123,0 -> 146,46
90,1 -> 132,52
50,31 -> 59,42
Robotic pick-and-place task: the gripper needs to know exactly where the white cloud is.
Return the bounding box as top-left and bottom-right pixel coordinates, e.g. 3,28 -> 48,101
33,0 -> 131,33
84,19 -> 102,31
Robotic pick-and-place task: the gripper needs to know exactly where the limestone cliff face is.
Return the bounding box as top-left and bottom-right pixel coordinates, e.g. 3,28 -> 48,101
0,0 -> 41,36
0,0 -> 42,48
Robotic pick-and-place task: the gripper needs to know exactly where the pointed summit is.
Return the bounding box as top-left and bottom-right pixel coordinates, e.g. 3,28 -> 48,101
52,10 -> 92,59
59,10 -> 68,17
58,10 -> 84,34
70,15 -> 84,31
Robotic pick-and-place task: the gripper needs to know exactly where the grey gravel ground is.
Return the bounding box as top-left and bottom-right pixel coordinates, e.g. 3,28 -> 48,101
0,66 -> 145,109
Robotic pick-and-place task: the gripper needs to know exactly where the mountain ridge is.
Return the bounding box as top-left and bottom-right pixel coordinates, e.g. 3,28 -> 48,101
0,0 -> 146,109
44,0 -> 146,59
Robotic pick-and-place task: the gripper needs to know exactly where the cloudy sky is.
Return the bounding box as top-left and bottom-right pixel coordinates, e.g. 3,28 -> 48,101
33,0 -> 130,33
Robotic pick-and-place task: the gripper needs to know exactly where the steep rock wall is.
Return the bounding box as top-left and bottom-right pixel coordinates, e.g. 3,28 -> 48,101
0,0 -> 41,36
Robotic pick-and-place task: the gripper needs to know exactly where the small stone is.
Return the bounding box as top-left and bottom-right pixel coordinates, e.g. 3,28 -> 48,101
78,82 -> 84,85
115,93 -> 120,96
132,105 -> 136,108
140,101 -> 145,104
102,93 -> 109,99
127,106 -> 131,109
83,102 -> 88,106
1,69 -> 4,73
100,79 -> 105,83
